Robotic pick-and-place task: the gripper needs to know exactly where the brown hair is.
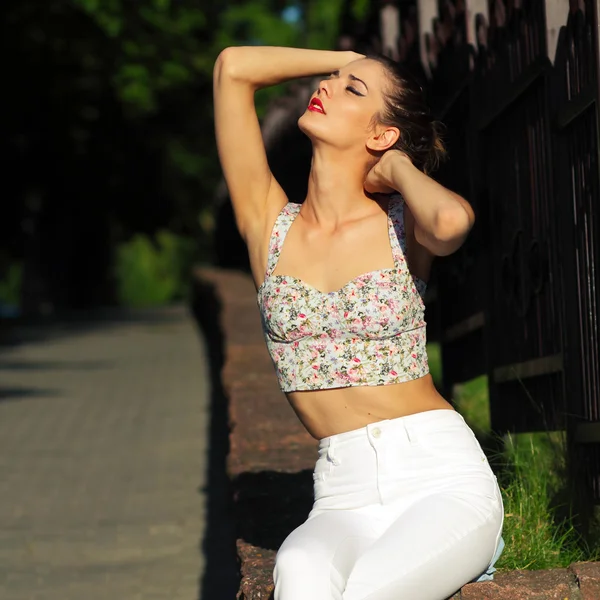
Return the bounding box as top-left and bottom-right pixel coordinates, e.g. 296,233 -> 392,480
368,54 -> 446,174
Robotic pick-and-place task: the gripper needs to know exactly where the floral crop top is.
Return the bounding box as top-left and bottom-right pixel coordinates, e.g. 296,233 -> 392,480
257,195 -> 429,392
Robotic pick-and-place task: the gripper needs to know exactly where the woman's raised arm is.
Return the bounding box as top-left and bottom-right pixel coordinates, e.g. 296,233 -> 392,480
213,46 -> 361,242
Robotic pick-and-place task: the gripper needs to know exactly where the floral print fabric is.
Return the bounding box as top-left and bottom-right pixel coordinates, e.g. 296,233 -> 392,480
257,196 -> 430,392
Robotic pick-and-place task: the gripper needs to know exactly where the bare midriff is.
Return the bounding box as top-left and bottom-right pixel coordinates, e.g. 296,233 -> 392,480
286,374 -> 454,440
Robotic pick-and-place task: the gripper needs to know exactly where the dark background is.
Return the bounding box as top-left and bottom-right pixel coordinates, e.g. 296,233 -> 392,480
1,0 -> 363,314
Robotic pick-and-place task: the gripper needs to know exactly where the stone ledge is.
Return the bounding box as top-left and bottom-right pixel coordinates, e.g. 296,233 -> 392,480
460,569 -> 580,599
570,562 -> 600,600
197,268 -> 313,600
196,267 -> 600,600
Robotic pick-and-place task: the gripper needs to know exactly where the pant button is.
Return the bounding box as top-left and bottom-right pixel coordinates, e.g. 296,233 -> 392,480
372,428 -> 381,438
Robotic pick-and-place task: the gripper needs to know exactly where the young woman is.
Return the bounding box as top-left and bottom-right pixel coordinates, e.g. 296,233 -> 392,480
213,46 -> 504,600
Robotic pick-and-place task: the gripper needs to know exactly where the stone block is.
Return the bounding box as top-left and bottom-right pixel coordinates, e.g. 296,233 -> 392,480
461,569 -> 579,600
570,562 -> 600,600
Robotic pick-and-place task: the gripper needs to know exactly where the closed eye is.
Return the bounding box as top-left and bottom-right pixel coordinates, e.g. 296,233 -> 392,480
346,86 -> 364,96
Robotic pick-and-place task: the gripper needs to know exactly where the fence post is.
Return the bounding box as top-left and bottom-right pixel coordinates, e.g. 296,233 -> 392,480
379,1 -> 400,59
417,0 -> 439,78
465,0 -> 489,47
545,0 -> 570,62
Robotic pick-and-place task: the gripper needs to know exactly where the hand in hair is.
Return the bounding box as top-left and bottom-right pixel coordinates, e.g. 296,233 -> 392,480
364,150 -> 411,195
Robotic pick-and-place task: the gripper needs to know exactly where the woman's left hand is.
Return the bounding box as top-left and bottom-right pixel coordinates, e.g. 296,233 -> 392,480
364,150 -> 410,195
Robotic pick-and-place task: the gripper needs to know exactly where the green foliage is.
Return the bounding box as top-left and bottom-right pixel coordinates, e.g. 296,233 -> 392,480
214,1 -> 344,52
113,231 -> 195,308
2,0 -> 345,309
0,263 -> 23,307
496,432 -> 598,570
351,0 -> 370,22
307,0 -> 345,49
67,0 -> 347,227
72,0 -> 343,119
214,2 -> 300,50
214,1 -> 345,116
454,375 -> 490,435
168,139 -> 206,177
75,0 -> 124,37
72,0 -> 213,114
426,343 -> 442,388
426,344 -> 491,434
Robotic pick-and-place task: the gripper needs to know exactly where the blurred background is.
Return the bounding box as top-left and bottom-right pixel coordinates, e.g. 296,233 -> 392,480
0,3 -> 396,599
3,0 -> 600,598
0,0 -> 367,317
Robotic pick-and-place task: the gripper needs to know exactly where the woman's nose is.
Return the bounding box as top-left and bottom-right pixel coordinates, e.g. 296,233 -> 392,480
318,79 -> 331,97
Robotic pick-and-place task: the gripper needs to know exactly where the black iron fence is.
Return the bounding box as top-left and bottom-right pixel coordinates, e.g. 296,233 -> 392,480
348,0 -> 600,497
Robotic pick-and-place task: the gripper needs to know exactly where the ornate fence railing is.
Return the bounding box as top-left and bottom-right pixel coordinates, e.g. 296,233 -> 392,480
344,0 -> 600,498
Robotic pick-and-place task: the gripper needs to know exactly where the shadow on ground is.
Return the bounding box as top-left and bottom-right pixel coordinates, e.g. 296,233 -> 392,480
0,306 -> 186,350
0,386 -> 60,403
0,307 -> 181,405
232,470 -> 314,551
190,278 -> 240,600
0,360 -> 114,403
0,359 -> 113,371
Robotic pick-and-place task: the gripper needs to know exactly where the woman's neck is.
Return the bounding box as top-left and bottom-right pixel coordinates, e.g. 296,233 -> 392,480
303,146 -> 378,228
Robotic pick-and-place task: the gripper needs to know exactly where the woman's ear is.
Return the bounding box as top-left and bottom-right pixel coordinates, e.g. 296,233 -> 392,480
366,125 -> 400,152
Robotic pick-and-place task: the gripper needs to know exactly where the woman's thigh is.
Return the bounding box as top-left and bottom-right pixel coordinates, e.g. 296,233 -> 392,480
342,493 -> 504,600
273,510 -> 378,600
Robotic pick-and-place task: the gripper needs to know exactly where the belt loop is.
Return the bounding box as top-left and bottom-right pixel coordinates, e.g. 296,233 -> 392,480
327,437 -> 341,466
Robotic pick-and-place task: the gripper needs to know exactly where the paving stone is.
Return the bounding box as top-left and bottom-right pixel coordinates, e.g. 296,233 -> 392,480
0,305 -> 223,600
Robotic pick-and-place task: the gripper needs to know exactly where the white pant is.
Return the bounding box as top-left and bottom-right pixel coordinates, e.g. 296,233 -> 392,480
273,409 -> 504,600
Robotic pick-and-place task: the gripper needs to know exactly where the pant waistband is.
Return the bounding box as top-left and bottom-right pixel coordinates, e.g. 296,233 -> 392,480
318,408 -> 465,451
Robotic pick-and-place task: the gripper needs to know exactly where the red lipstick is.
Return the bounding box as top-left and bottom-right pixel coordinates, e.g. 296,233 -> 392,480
308,97 -> 325,114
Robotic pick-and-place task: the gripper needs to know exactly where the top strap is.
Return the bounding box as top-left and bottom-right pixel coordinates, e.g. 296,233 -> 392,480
388,193 -> 428,297
387,194 -> 407,268
265,202 -> 302,277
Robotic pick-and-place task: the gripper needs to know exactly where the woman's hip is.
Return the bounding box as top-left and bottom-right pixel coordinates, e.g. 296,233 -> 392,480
311,408 -> 502,516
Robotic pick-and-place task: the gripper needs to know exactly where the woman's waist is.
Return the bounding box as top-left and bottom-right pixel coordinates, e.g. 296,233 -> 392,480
287,374 -> 451,439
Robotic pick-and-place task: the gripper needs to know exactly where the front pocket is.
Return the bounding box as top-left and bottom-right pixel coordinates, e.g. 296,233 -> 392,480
415,424 -> 488,464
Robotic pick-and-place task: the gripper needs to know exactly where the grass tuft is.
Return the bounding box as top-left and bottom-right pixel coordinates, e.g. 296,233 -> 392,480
496,431 -> 596,570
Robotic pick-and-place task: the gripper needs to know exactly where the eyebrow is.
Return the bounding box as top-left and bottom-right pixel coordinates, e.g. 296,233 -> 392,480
349,74 -> 369,91
330,70 -> 369,92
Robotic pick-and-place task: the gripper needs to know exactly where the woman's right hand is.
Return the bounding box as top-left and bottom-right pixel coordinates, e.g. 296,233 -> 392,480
346,51 -> 366,64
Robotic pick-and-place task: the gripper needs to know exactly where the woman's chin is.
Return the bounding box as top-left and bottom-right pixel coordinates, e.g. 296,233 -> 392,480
297,112 -> 315,134
297,113 -> 330,143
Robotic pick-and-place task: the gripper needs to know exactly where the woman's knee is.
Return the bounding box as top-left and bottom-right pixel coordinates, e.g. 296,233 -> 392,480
274,543 -> 319,577
273,543 -> 337,600
342,511 -> 502,600
273,513 -> 375,599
